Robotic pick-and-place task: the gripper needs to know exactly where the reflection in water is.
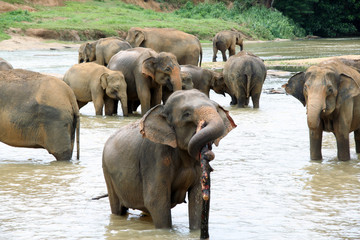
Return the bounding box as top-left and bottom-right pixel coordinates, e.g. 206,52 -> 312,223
1,39 -> 360,239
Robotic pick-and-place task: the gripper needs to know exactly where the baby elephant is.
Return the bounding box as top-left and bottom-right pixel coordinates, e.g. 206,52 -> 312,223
102,89 -> 236,229
63,62 -> 127,116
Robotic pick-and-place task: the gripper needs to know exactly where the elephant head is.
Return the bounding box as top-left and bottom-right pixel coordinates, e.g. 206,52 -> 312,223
125,27 -> 145,48
283,60 -> 360,130
100,72 -> 128,116
235,32 -> 243,50
180,71 -> 194,90
142,52 -> 182,91
84,41 -> 97,62
78,43 -> 86,63
211,71 -> 228,96
140,89 -> 236,159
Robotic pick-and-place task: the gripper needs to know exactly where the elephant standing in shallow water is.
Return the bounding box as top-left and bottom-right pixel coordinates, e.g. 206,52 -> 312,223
0,69 -> 80,161
212,30 -> 243,62
283,59 -> 360,161
102,89 -> 236,229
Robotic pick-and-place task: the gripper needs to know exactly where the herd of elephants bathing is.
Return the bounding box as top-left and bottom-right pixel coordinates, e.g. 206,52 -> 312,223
1,27 -> 360,235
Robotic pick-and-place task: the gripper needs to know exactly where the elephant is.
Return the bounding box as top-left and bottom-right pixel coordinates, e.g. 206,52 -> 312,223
107,47 -> 182,115
125,27 -> 203,66
212,30 -> 244,62
0,57 -> 13,71
102,89 -> 236,229
63,62 -> 128,116
78,37 -> 131,65
162,71 -> 193,103
283,59 -> 360,161
180,64 -> 228,97
223,52 -> 267,108
0,69 -> 80,161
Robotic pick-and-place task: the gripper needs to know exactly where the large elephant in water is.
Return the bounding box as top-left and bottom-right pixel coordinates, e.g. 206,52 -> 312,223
107,47 -> 182,115
125,27 -> 203,66
0,69 -> 80,161
212,30 -> 243,62
283,59 -> 360,161
63,62 -> 128,116
223,52 -> 266,108
102,89 -> 236,229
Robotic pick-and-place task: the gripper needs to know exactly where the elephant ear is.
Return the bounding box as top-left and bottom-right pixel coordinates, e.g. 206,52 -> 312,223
282,72 -> 306,106
100,73 -> 109,89
142,57 -> 156,80
134,30 -> 145,47
212,103 -> 237,146
337,73 -> 360,107
140,105 -> 177,148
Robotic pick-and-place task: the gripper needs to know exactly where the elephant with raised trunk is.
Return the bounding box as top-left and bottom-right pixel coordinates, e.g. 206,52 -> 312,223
212,30 -> 244,62
107,47 -> 182,115
102,89 -> 236,229
0,69 -> 80,161
223,52 -> 266,108
125,27 -> 203,66
63,62 -> 128,116
283,59 -> 360,161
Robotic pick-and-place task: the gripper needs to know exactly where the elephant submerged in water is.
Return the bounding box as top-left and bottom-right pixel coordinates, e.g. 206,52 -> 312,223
0,69 -> 80,161
102,89 -> 236,229
283,59 -> 360,161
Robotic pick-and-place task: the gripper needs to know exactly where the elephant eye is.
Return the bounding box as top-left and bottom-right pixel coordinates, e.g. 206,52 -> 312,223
165,67 -> 172,72
182,111 -> 191,119
328,87 -> 333,94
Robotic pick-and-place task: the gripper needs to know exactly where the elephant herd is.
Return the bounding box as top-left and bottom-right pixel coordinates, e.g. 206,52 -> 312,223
1,27 -> 360,232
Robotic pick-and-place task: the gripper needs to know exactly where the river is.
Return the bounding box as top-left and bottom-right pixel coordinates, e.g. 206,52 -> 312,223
0,38 -> 360,240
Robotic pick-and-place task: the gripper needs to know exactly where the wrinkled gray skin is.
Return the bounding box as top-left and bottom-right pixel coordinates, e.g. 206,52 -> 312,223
180,64 -> 228,97
283,59 -> 360,161
102,89 -> 236,229
223,52 -> 266,108
78,37 -> 131,66
0,57 -> 13,71
126,27 -> 203,66
107,47 -> 182,115
212,30 -> 243,62
0,69 -> 80,161
162,71 -> 193,103
63,62 -> 128,116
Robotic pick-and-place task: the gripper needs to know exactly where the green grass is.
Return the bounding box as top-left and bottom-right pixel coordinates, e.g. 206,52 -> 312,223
0,0 -> 304,41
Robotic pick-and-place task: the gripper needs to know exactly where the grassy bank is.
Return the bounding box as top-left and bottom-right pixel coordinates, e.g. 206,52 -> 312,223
0,0 -> 304,41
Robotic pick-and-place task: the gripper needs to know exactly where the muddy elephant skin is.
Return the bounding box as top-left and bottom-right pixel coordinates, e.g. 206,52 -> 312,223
0,69 -> 80,161
212,30 -> 243,62
0,57 -> 13,71
181,64 -> 227,97
107,47 -> 182,115
284,59 -> 360,161
223,52 -> 267,108
102,89 -> 236,229
63,62 -> 128,116
125,27 -> 203,66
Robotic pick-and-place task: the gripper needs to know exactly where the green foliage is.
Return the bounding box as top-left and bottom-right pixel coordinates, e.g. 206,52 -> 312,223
175,1 -> 305,39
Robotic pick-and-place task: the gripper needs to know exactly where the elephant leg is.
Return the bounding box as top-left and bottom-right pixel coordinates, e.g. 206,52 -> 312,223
212,48 -> 218,62
251,91 -> 262,108
93,97 -> 105,115
151,86 -> 162,108
103,168 -> 128,215
309,127 -> 323,160
235,88 -> 247,108
188,181 -> 202,230
45,122 -> 74,161
104,97 -> 116,116
230,95 -> 237,105
221,50 -> 227,62
77,101 -> 88,109
354,129 -> 360,153
229,46 -> 236,57
334,108 -> 352,160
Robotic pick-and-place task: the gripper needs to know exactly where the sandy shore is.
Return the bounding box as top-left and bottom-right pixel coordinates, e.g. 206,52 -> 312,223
0,35 -> 80,51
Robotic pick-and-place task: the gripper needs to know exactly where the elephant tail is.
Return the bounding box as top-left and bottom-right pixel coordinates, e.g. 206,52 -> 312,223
199,45 -> 203,67
76,112 -> 80,160
246,74 -> 251,98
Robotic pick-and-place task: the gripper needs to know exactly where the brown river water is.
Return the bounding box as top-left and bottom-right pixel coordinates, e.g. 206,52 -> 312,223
1,38 -> 360,240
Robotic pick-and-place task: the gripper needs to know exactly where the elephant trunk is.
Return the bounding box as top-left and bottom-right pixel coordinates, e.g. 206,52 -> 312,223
170,67 -> 182,91
307,96 -> 326,130
118,94 -> 128,117
188,107 -> 225,159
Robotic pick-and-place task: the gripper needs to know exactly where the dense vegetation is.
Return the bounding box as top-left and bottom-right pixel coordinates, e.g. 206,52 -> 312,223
0,0 -> 302,41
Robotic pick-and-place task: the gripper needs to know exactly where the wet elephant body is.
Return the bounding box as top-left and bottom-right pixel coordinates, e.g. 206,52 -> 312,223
107,47 -> 182,115
180,64 -> 227,97
125,27 -> 203,66
223,52 -> 266,108
63,62 -> 128,116
284,59 -> 360,161
0,69 -> 79,161
212,30 -> 243,62
102,89 -> 236,229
